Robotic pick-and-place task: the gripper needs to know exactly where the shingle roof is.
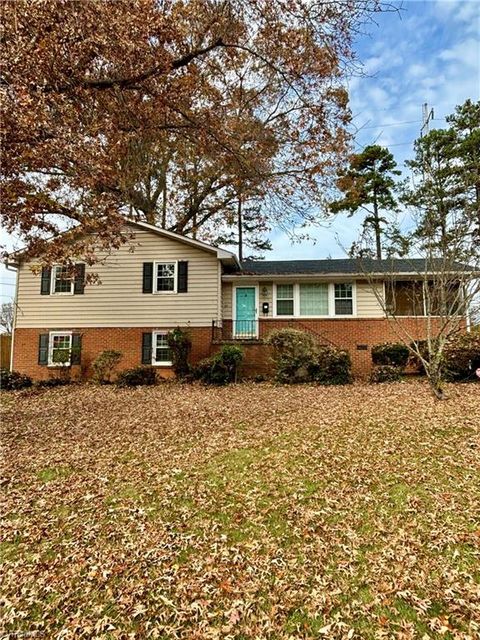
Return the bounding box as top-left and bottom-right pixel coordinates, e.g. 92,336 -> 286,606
239,258 -> 470,275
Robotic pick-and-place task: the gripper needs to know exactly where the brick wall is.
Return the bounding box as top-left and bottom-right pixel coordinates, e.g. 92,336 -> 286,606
215,317 -> 440,378
264,317 -> 442,376
12,326 -> 213,381
12,318 -> 443,381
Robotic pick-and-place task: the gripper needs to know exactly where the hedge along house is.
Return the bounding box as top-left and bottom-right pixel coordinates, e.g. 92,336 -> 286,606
7,219 -> 468,380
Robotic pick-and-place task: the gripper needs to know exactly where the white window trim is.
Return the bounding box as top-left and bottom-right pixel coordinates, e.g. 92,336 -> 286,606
273,282 -> 357,318
273,283 -> 296,318
47,331 -> 73,367
152,331 -> 173,366
153,261 -> 178,294
51,265 -> 74,295
333,282 -> 356,317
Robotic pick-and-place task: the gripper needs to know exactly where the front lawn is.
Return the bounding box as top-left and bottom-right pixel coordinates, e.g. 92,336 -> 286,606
1,381 -> 479,639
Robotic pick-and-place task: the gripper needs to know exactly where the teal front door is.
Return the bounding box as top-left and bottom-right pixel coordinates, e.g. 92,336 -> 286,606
235,287 -> 257,337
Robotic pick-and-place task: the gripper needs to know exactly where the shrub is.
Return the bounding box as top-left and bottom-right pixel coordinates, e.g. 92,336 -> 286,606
36,378 -> 72,389
194,345 -> 243,385
0,368 -> 33,391
443,332 -> 480,382
92,349 -> 123,384
370,365 -> 402,383
116,366 -> 157,387
267,328 -> 352,385
267,328 -> 318,383
371,342 -> 409,368
309,346 -> 353,385
166,327 -> 192,378
48,345 -> 80,383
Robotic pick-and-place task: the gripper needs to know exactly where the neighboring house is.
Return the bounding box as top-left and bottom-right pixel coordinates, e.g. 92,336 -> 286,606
6,220 -> 462,379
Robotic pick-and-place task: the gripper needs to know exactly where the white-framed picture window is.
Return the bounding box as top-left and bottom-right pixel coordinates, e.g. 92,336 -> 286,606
299,283 -> 329,316
152,331 -> 172,365
154,262 -> 177,293
51,265 -> 74,295
48,332 -> 72,366
273,282 -> 355,317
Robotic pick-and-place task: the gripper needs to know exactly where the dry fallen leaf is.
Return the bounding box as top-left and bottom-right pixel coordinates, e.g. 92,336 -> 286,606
1,380 -> 479,639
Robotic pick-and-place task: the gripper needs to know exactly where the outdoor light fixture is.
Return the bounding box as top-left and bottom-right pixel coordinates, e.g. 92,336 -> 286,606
262,302 -> 269,315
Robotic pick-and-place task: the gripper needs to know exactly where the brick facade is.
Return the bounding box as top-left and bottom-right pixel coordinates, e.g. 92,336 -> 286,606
13,317 -> 436,381
260,317 -> 433,376
217,317 -> 437,378
12,326 -> 213,381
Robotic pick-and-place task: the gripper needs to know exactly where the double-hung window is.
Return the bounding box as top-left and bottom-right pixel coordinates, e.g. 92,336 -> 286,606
52,266 -> 74,294
276,284 -> 294,316
155,262 -> 177,293
152,332 -> 172,365
48,332 -> 72,366
334,283 -> 353,315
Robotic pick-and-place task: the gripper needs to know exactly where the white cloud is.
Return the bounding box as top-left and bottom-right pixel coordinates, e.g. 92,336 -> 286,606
439,38 -> 480,69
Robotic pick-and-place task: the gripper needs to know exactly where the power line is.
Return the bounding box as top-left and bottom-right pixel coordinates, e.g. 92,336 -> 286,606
360,119 -> 421,129
354,139 -> 415,149
388,141 -> 416,147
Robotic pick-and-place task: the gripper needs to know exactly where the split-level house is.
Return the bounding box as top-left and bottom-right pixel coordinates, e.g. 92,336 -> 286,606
7,220 -> 461,379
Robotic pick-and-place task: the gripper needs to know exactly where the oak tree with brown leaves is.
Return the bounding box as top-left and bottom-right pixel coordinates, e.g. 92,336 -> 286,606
1,0 -> 394,264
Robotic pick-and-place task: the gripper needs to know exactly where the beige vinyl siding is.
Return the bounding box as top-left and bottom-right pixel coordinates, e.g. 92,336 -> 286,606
222,281 -> 273,319
222,282 -> 233,319
356,281 -> 385,317
222,279 -> 385,318
15,227 -> 221,328
258,282 -> 273,317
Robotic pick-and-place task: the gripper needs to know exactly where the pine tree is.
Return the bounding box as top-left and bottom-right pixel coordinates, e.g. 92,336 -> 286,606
329,145 -> 400,259
402,99 -> 480,254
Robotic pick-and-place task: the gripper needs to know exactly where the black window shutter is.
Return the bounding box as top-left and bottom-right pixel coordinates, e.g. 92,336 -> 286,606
143,263 -> 154,293
38,334 -> 49,365
40,267 -> 51,295
142,332 -> 153,364
71,334 -> 82,365
178,261 -> 188,293
74,264 -> 85,295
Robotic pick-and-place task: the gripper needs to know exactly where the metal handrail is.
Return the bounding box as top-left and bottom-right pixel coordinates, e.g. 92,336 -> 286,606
212,319 -> 259,341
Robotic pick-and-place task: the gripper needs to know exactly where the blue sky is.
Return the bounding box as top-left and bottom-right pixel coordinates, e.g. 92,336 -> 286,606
1,0 -> 479,303
270,0 -> 480,259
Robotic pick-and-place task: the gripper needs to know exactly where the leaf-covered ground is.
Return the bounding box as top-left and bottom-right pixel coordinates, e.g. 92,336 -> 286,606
1,381 -> 479,639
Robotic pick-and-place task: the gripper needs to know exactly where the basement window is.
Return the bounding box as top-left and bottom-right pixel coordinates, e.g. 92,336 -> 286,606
152,332 -> 172,366
48,332 -> 72,366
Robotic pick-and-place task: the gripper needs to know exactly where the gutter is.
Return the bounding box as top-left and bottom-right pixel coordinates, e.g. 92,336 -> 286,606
222,270 -> 480,281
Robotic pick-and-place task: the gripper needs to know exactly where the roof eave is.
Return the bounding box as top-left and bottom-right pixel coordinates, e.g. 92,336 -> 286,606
128,220 -> 240,266
5,218 -> 241,268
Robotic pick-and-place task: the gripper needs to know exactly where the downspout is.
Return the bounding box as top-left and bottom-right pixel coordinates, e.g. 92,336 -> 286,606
217,261 -> 223,328
6,263 -> 18,371
464,283 -> 471,333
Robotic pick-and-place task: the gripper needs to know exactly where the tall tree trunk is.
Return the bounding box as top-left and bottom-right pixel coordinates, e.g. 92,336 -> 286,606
373,189 -> 382,260
161,173 -> 167,229
237,193 -> 243,262
426,354 -> 446,400
476,181 -> 480,234
192,211 -> 197,239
